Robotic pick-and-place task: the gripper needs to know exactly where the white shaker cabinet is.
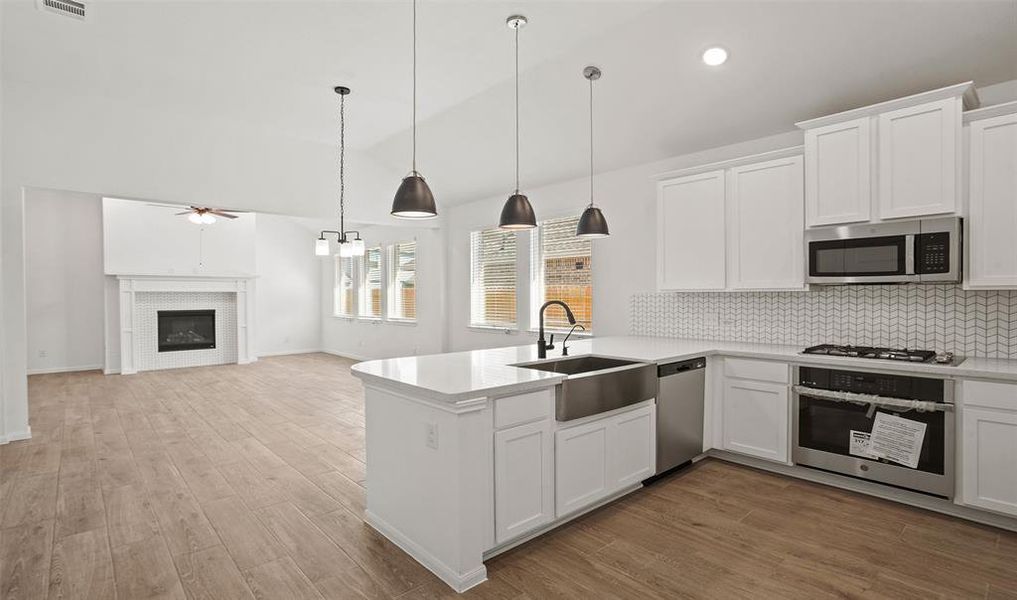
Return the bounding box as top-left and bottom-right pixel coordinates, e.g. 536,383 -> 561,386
960,380 -> 1017,518
877,97 -> 961,219
555,403 -> 656,518
726,155 -> 806,290
720,359 -> 790,464
965,107 -> 1017,289
493,419 -> 554,544
657,170 -> 727,290
803,117 -> 872,227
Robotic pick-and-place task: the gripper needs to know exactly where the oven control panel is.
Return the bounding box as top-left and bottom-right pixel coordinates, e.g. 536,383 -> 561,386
798,366 -> 944,402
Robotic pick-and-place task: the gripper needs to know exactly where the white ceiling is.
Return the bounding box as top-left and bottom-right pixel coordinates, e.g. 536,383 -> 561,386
4,0 -> 1016,215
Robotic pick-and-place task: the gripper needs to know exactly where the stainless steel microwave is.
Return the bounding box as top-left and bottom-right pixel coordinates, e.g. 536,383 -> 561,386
805,217 -> 961,285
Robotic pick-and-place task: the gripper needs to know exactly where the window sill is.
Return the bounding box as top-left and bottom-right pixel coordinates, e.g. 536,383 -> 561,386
468,325 -> 528,335
385,318 -> 418,327
526,328 -> 593,338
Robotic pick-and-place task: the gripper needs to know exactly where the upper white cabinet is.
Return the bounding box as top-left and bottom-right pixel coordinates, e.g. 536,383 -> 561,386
657,170 -> 727,290
965,104 -> 1017,289
726,156 -> 805,290
959,380 -> 1017,518
803,117 -> 872,226
877,98 -> 960,219
656,149 -> 806,292
797,82 -> 975,227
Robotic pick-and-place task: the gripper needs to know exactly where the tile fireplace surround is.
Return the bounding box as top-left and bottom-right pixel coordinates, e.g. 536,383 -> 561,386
631,284 -> 1017,359
113,275 -> 256,374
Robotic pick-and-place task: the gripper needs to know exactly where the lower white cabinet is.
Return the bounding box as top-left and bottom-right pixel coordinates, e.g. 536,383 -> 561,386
722,377 -> 789,464
555,403 -> 656,518
494,419 -> 554,544
960,380 -> 1017,517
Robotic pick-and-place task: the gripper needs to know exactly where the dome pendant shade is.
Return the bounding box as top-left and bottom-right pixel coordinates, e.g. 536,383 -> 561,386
576,206 -> 610,238
391,174 -> 438,219
499,193 -> 537,230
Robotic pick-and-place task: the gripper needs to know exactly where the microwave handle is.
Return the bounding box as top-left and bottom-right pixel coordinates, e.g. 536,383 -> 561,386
905,234 -> 916,275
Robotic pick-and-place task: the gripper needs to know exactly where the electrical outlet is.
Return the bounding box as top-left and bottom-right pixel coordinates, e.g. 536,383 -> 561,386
425,423 -> 439,450
37,349 -> 47,358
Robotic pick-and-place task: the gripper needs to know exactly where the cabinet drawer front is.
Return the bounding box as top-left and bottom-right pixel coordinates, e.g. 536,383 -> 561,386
724,358 -> 789,384
494,389 -> 553,430
963,380 -> 1017,411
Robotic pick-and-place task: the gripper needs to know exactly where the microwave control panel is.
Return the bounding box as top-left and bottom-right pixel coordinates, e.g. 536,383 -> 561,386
916,232 -> 950,274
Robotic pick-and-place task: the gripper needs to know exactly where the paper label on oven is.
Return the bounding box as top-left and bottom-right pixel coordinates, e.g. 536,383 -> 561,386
868,413 -> 927,469
849,430 -> 878,459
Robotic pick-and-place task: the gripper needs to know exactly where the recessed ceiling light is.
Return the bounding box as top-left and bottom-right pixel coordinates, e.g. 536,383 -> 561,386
702,47 -> 728,66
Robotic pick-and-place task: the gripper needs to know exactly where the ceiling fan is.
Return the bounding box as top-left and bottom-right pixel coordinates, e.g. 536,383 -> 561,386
175,206 -> 243,225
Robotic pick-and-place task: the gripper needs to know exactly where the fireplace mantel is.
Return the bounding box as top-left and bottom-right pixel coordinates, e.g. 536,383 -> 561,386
113,274 -> 257,374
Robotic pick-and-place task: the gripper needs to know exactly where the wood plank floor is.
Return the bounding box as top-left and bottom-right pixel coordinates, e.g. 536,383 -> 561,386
2,353 -> 1016,599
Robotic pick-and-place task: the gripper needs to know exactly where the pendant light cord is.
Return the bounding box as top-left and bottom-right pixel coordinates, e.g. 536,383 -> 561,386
514,23 -> 520,194
588,75 -> 594,208
339,91 -> 346,239
412,0 -> 417,174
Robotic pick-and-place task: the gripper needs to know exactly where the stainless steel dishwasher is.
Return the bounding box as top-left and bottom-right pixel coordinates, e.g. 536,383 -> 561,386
655,357 -> 706,474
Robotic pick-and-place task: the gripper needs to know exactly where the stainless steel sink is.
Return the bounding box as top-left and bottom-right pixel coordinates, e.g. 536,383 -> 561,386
515,355 -> 657,421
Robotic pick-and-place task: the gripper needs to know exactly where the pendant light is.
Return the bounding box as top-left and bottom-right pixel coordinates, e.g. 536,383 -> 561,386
391,0 -> 438,219
316,86 -> 365,257
498,15 -> 536,230
576,66 -> 610,238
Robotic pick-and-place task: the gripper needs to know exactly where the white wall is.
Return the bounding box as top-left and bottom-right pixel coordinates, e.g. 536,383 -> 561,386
321,225 -> 446,361
25,189 -> 105,374
256,214 -> 323,356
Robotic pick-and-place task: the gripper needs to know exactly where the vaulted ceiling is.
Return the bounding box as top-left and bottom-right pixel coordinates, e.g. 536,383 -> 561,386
3,0 -> 1016,220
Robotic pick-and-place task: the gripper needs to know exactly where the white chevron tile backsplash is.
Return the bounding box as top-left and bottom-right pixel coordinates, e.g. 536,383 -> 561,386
630,285 -> 1017,359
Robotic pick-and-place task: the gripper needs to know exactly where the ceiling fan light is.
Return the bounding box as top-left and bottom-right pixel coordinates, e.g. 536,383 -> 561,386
188,212 -> 203,225
499,193 -> 537,230
576,206 -> 610,238
200,213 -> 216,225
391,175 -> 438,219
315,238 -> 330,256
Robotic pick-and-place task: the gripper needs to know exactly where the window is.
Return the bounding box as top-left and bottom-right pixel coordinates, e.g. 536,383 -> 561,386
470,228 -> 517,328
388,241 -> 417,321
359,246 -> 383,319
531,215 -> 592,331
334,256 -> 356,317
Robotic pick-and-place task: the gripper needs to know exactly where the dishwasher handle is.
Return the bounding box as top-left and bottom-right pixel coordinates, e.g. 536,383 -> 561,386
658,357 -> 707,378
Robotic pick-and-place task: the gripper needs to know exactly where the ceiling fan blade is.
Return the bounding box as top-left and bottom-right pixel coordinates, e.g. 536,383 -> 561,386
208,210 -> 239,219
174,211 -> 193,216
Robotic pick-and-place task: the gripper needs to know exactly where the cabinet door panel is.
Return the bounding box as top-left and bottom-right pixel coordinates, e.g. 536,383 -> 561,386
878,98 -> 959,219
804,117 -> 871,226
610,405 -> 656,488
494,420 -> 553,544
555,419 -> 609,517
727,156 -> 805,290
967,112 -> 1017,288
961,407 -> 1017,517
722,379 -> 789,463
657,171 -> 726,290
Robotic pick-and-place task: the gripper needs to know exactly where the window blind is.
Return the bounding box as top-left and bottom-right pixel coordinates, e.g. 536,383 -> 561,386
360,247 -> 383,318
532,215 -> 592,331
388,241 -> 417,321
470,228 -> 517,327
334,256 -> 356,317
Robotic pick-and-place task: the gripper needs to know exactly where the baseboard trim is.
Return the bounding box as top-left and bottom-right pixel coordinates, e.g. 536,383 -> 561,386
0,427 -> 32,445
257,348 -> 324,358
321,349 -> 369,362
27,365 -> 103,376
365,510 -> 488,593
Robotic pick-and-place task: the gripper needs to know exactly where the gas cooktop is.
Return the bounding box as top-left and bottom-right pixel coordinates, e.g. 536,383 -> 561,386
802,344 -> 956,365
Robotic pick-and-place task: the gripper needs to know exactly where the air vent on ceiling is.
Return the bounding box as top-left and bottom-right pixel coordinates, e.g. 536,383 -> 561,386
36,0 -> 87,21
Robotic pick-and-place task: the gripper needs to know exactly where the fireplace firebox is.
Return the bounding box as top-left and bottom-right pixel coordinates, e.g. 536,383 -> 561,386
158,310 -> 216,352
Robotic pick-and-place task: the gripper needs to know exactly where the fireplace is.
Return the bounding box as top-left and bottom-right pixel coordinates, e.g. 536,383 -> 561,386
157,310 -> 216,352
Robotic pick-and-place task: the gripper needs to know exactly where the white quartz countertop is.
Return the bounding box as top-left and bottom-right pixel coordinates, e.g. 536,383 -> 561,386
350,336 -> 1017,402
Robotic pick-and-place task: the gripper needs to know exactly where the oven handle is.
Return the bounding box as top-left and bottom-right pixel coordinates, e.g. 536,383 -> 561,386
793,385 -> 953,413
